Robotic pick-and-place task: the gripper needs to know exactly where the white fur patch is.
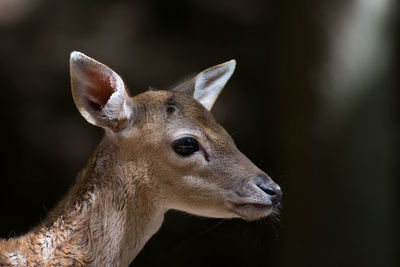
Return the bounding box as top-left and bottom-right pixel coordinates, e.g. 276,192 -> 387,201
38,234 -> 54,263
6,251 -> 26,266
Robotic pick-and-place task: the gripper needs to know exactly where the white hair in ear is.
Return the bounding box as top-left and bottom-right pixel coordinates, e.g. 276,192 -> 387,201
70,51 -> 133,131
193,59 -> 236,110
171,60 -> 236,110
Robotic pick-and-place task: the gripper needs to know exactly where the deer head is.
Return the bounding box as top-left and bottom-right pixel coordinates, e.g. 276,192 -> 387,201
70,51 -> 281,221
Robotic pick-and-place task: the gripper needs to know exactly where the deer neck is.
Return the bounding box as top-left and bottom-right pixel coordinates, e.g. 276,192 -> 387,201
9,137 -> 166,266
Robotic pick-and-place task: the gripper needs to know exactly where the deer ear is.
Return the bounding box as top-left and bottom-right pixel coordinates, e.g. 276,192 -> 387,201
172,60 -> 236,110
70,51 -> 133,132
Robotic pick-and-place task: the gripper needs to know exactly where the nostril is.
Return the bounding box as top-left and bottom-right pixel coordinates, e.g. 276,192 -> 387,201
261,186 -> 277,196
258,184 -> 282,206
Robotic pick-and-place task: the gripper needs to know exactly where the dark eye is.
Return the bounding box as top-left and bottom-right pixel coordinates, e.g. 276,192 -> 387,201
172,137 -> 200,156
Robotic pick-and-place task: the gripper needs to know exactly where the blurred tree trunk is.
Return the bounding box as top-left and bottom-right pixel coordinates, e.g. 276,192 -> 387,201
273,0 -> 397,266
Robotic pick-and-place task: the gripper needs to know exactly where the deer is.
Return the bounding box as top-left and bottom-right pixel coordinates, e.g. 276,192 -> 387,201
0,52 -> 282,266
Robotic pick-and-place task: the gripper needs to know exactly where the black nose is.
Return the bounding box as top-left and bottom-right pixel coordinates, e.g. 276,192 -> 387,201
258,184 -> 282,206
256,174 -> 282,206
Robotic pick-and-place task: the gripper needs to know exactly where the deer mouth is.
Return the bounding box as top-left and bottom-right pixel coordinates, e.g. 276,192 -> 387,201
231,202 -> 274,221
234,203 -> 273,211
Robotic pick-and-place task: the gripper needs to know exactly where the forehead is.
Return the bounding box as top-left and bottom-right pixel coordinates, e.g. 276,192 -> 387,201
132,90 -> 221,133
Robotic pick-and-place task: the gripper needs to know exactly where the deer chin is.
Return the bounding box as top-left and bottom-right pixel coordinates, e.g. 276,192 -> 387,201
230,202 -> 274,221
169,201 -> 241,219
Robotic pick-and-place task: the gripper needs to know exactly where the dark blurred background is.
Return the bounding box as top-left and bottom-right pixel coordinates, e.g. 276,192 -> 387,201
0,0 -> 398,266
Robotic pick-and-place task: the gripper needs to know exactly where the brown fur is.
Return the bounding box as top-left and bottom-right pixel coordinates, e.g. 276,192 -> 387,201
0,54 -> 281,266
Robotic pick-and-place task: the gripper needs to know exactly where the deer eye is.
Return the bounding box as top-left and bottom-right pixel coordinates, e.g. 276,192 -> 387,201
172,137 -> 199,156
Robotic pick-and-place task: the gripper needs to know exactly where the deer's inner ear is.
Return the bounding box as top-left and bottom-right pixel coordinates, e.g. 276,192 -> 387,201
70,51 -> 132,131
84,66 -> 116,109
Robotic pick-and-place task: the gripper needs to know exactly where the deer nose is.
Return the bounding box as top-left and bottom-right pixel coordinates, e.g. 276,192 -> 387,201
255,173 -> 282,206
258,184 -> 282,206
